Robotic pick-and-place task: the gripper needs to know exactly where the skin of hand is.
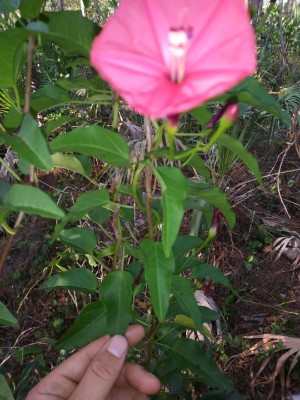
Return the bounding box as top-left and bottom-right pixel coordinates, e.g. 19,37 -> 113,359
27,325 -> 161,400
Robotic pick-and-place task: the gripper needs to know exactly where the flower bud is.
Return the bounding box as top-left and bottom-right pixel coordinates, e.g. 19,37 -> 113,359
206,103 -> 238,129
219,103 -> 239,130
207,209 -> 222,240
166,114 -> 179,135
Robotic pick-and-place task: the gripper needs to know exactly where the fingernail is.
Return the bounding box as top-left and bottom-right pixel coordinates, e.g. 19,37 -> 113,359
107,335 -> 127,358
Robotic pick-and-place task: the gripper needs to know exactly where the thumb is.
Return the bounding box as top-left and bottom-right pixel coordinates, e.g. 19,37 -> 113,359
70,335 -> 128,400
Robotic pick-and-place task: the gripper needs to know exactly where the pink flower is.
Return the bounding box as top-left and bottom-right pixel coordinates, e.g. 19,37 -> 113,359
90,0 -> 256,119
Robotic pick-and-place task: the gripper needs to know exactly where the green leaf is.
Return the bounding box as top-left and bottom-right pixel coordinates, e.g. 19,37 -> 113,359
126,261 -> 143,281
30,85 -> 71,113
57,76 -> 109,94
0,180 -> 11,205
218,134 -> 262,186
56,301 -> 107,351
18,156 -> 30,174
58,228 -> 97,254
172,236 -> 202,260
4,107 -> 23,129
101,271 -> 133,336
3,184 -> 64,219
198,306 -> 220,322
141,240 -> 175,322
173,315 -> 197,330
89,207 -> 110,225
76,155 -> 92,175
171,276 -> 202,332
69,189 -> 110,220
0,29 -> 28,88
43,11 -> 100,57
191,263 -> 233,291
43,116 -> 77,137
50,125 -> 130,167
51,153 -> 89,176
0,0 -> 20,13
173,339 -> 233,390
187,154 -> 211,180
40,268 -> 98,293
1,114 -> 52,170
190,106 -> 213,125
0,374 -> 14,400
95,244 -> 115,259
20,0 -> 44,18
0,301 -> 17,326
186,181 -> 235,228
216,77 -> 291,126
155,167 -> 187,257
174,305 -> 220,328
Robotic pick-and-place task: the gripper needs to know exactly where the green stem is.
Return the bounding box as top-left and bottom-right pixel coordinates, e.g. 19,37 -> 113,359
112,214 -> 123,270
1,221 -> 16,235
12,85 -> 21,110
112,99 -> 119,131
0,156 -> 21,181
96,222 -> 115,242
168,133 -> 175,160
179,235 -> 212,272
153,123 -> 164,150
132,162 -> 146,211
174,125 -> 227,161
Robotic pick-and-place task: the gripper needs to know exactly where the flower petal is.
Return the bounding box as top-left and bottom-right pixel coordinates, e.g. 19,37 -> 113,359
90,0 -> 256,118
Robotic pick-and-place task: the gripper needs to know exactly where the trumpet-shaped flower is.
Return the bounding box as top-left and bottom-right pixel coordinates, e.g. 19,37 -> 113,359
90,0 -> 256,118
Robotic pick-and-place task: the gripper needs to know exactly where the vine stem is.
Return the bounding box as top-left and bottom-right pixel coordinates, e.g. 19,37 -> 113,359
0,36 -> 35,275
24,37 -> 35,113
112,167 -> 123,270
144,117 -> 154,239
0,212 -> 24,273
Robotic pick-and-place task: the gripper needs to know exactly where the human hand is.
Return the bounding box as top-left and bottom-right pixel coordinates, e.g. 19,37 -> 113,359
27,325 -> 160,400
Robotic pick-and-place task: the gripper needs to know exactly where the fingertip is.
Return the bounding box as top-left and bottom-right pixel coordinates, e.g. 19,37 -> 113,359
107,335 -> 128,358
125,324 -> 145,346
142,372 -> 161,394
122,363 -> 161,395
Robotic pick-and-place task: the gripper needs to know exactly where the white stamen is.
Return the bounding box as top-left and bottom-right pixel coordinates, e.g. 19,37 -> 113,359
168,30 -> 188,47
168,29 -> 189,83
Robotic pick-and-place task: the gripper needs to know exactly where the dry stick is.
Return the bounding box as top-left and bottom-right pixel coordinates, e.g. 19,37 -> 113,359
58,0 -> 64,11
144,117 -> 154,239
276,144 -> 293,219
0,36 -> 35,274
229,168 -> 300,200
275,112 -> 299,219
